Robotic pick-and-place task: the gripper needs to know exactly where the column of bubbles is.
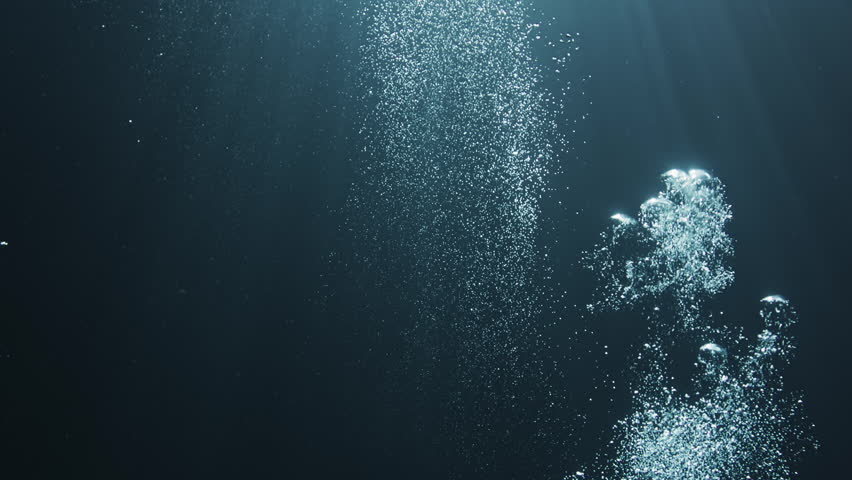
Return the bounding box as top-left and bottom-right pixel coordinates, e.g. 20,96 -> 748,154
581,170 -> 816,480
349,0 -> 573,474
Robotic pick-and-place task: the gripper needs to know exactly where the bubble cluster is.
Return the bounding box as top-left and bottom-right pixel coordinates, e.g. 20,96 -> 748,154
352,0 -> 551,298
348,0 -> 574,473
584,169 -> 734,327
352,1 -> 550,361
583,171 -> 816,480
597,298 -> 813,480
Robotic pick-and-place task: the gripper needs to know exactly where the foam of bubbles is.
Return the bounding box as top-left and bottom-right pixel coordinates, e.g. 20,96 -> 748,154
584,168 -> 733,327
348,0 -> 575,473
582,170 -> 816,480
595,299 -> 814,480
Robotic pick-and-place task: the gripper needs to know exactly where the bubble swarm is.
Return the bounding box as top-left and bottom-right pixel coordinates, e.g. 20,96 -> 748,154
584,169 -> 734,328
583,170 -> 816,480
349,0 -> 575,474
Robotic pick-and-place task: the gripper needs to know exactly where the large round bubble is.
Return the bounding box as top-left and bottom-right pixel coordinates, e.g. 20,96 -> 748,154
698,342 -> 727,368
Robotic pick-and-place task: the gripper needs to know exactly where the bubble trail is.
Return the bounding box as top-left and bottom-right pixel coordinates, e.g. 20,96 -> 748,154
582,170 -> 816,480
594,298 -> 814,480
348,0 -> 572,474
352,1 -> 555,364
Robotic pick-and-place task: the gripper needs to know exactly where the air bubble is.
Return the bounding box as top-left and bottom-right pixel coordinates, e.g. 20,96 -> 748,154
698,343 -> 728,367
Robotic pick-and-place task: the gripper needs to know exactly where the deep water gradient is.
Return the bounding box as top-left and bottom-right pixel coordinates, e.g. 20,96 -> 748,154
1,1 -> 850,479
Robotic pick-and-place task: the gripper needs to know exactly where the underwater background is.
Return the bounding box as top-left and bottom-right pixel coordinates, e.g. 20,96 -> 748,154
1,1 -> 850,479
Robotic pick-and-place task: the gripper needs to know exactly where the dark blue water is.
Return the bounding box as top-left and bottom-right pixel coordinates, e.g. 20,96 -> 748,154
1,1 -> 849,478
